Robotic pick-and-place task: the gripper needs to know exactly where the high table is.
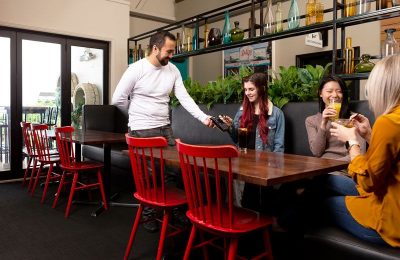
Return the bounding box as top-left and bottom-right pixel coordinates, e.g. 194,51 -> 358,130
143,146 -> 348,187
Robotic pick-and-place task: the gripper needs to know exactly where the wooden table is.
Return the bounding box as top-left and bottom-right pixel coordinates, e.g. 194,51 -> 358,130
52,129 -> 126,215
143,146 -> 348,186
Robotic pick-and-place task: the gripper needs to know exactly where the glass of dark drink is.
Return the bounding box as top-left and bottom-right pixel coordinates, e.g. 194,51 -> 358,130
238,128 -> 248,153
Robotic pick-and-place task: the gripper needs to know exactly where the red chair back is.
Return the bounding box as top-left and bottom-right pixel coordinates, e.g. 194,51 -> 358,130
54,126 -> 75,167
175,139 -> 239,229
125,134 -> 169,204
31,124 -> 52,161
21,122 -> 35,156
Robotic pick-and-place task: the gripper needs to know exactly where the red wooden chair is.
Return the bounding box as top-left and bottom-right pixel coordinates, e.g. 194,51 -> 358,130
124,135 -> 187,260
21,122 -> 38,190
53,126 -> 107,218
30,124 -> 60,202
175,139 -> 274,260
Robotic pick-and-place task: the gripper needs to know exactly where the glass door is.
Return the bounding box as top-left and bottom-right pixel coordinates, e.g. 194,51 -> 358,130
0,30 -> 14,173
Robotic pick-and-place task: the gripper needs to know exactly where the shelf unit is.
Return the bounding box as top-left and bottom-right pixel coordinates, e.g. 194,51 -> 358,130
128,1 -> 400,80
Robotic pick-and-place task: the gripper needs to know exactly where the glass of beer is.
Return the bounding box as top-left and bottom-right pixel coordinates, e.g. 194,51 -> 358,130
330,98 -> 341,121
238,128 -> 248,153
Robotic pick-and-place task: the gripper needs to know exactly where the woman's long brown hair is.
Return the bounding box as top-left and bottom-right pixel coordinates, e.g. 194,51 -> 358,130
240,73 -> 269,143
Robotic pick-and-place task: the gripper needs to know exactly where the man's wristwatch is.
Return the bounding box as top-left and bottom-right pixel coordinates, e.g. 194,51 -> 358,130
345,140 -> 360,150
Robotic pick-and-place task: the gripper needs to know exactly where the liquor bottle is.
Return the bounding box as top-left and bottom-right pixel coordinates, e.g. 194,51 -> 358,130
128,48 -> 134,64
187,29 -> 192,51
344,37 -> 354,74
133,43 -> 138,62
222,11 -> 231,44
144,45 -> 150,57
376,0 -> 387,10
137,44 -> 144,60
230,21 -> 244,41
381,28 -> 399,58
275,2 -> 284,32
181,25 -> 187,52
264,0 -> 275,34
192,18 -> 199,51
306,0 -> 316,26
288,0 -> 300,29
344,0 -> 356,17
204,19 -> 209,48
176,32 -> 182,54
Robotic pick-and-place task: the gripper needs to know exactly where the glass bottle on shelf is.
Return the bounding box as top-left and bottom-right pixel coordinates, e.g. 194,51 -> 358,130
133,43 -> 138,62
344,37 -> 355,74
230,21 -> 244,42
376,0 -> 387,10
355,54 -> 375,73
176,33 -> 182,54
137,44 -> 144,60
381,28 -> 399,58
204,19 -> 209,48
248,16 -> 256,38
306,0 -> 316,26
264,0 -> 275,34
222,11 -> 231,44
357,0 -> 370,15
344,0 -> 356,17
192,18 -> 199,51
181,25 -> 187,52
144,45 -> 150,57
315,1 -> 324,23
275,2 -> 284,32
288,0 -> 300,30
128,49 -> 134,64
187,29 -> 193,51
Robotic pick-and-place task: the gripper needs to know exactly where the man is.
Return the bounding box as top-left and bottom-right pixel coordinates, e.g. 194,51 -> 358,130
112,31 -> 213,232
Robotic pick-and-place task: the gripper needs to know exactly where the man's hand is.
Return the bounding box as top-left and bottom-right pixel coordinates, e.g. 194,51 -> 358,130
202,117 -> 214,128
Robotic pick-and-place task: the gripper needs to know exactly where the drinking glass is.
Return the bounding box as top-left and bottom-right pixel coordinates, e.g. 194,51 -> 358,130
238,128 -> 248,153
334,118 -> 353,128
330,98 -> 341,121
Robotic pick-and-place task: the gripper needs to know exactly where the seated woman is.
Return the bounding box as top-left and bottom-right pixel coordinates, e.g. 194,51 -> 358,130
220,72 -> 285,210
305,75 -> 366,196
328,54 -> 400,247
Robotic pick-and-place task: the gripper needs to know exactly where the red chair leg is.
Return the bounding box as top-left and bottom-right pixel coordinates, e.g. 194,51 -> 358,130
124,205 -> 144,260
183,226 -> 197,260
228,238 -> 238,260
41,163 -> 54,203
263,228 -> 274,260
52,171 -> 66,208
31,163 -> 44,196
22,156 -> 32,186
65,173 -> 78,218
200,231 -> 209,260
27,158 -> 37,192
156,210 -> 170,260
96,169 -> 108,210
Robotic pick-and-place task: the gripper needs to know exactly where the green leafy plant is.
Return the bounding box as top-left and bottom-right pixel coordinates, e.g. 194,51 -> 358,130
268,63 -> 331,108
71,102 -> 84,128
170,66 -> 253,109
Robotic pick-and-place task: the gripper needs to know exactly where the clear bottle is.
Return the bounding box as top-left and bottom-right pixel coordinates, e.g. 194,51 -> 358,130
133,43 -> 138,62
264,0 -> 275,34
222,11 -> 231,44
288,0 -> 300,30
176,33 -> 182,54
181,25 -> 187,52
306,0 -> 316,26
357,0 -> 370,15
344,37 -> 354,74
275,2 -> 283,32
381,28 -> 399,58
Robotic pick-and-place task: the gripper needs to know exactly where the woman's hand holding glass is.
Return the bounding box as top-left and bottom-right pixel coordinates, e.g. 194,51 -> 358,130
321,106 -> 337,129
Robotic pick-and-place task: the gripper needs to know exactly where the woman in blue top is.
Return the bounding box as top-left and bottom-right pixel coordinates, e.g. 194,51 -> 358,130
220,72 -> 285,209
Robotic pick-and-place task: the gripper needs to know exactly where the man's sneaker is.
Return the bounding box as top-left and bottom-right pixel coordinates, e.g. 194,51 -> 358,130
172,208 -> 190,228
142,216 -> 160,233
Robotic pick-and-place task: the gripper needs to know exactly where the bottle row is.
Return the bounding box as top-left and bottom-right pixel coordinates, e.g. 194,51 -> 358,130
343,28 -> 399,74
128,43 -> 149,64
345,0 -> 400,17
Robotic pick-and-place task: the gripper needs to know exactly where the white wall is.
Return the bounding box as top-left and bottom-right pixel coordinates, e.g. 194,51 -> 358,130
130,0 -> 175,20
0,0 -> 130,100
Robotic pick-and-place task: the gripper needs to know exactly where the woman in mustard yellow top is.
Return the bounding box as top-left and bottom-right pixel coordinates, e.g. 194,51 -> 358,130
329,54 -> 400,247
